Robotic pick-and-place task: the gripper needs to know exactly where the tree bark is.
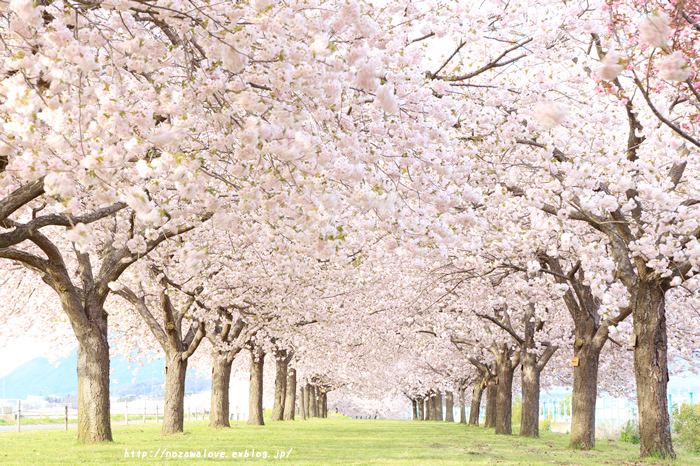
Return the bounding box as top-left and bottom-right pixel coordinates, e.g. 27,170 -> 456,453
492,343 -> 518,435
283,368 -> 296,421
495,361 -> 515,435
271,353 -> 288,421
76,326 -> 112,443
299,385 -> 306,420
304,385 -> 311,418
445,392 -> 454,422
470,379 -> 485,426
418,397 -> 425,421
412,399 -> 418,420
459,388 -> 467,424
209,352 -> 233,428
484,379 -> 497,428
425,396 -> 431,421
247,346 -> 265,426
569,327 -> 601,449
519,304 -> 558,438
633,281 -> 675,458
162,353 -> 188,435
520,351 -> 540,438
314,386 -> 320,417
435,392 -> 443,421
321,391 -> 328,418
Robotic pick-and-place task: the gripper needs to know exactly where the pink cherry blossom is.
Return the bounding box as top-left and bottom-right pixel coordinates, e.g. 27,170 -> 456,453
638,11 -> 670,49
657,51 -> 692,82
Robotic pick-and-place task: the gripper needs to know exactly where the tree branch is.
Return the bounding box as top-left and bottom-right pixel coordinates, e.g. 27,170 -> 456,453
433,38 -> 532,81
536,344 -> 558,372
112,286 -> 168,350
182,321 -> 205,360
476,312 -> 524,346
0,178 -> 45,224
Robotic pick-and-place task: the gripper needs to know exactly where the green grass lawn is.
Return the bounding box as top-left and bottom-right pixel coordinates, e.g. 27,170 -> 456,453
1,417 -> 698,465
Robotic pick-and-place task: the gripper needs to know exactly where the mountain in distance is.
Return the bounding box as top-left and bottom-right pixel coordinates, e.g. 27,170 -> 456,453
0,348 -> 209,400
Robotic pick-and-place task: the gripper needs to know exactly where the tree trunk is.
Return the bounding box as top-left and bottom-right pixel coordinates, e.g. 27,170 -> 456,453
495,357 -> 515,435
304,384 -> 313,419
76,327 -> 113,443
491,344 -> 518,436
311,385 -> 320,417
435,392 -> 443,421
459,388 -> 467,424
418,397 -> 425,420
520,351 -> 540,438
425,397 -> 431,420
271,355 -> 288,421
299,385 -> 306,420
484,381 -> 497,428
304,385 -> 311,418
569,330 -> 601,449
539,255 -> 609,450
412,399 -> 418,420
162,352 -> 188,435
445,392 -> 454,422
470,382 -> 484,426
247,346 -> 265,426
633,281 -> 675,458
283,368 -> 296,421
321,392 -> 328,418
209,352 -> 234,428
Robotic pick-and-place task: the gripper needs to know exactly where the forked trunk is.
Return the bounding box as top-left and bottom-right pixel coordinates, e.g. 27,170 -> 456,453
445,392 -> 454,422
633,281 -> 675,458
76,326 -> 113,443
569,329 -> 600,450
469,379 -> 485,426
247,346 -> 265,426
484,382 -> 497,428
209,352 -> 233,428
271,356 -> 288,421
520,352 -> 540,438
283,368 -> 296,421
162,353 -> 188,435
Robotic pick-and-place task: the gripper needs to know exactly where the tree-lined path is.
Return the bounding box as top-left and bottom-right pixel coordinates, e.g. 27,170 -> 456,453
1,0 -> 700,462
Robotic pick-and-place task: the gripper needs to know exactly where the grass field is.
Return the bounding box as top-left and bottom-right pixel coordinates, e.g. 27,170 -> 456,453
1,416 -> 699,465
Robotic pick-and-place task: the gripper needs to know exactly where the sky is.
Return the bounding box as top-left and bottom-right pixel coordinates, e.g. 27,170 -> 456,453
0,336 -> 54,378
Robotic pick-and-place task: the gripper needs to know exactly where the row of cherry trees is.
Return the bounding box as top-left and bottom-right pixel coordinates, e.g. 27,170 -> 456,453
1,0 -> 699,460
